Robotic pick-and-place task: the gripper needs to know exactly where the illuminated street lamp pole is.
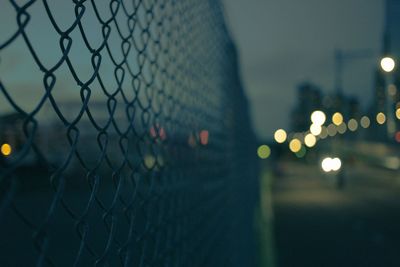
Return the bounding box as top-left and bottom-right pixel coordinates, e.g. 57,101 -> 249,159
380,56 -> 396,140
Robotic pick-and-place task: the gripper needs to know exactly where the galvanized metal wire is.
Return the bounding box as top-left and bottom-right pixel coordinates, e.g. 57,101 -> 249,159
0,0 -> 258,266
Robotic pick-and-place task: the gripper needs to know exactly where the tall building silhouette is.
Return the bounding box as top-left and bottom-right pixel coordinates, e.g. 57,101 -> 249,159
370,0 -> 400,141
290,82 -> 323,132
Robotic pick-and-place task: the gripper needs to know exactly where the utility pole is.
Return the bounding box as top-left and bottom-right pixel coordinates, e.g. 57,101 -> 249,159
334,48 -> 374,94
332,48 -> 374,189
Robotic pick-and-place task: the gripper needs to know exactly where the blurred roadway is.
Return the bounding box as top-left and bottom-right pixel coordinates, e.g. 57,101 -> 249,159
272,160 -> 400,267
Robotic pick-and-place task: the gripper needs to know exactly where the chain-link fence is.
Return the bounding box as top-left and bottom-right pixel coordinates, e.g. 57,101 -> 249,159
0,0 -> 259,266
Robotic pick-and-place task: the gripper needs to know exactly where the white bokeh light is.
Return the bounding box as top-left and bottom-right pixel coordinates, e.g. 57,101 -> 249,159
310,124 -> 322,136
331,158 -> 342,171
311,110 -> 326,125
321,157 -> 342,172
380,57 -> 395,72
321,157 -> 333,172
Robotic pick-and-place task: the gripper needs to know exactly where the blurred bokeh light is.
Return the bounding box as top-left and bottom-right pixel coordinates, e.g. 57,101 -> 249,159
274,129 -> 287,143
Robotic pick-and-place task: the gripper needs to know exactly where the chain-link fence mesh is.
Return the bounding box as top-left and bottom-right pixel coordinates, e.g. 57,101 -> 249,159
0,0 -> 259,266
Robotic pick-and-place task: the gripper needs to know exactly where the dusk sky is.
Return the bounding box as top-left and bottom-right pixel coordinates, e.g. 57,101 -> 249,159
1,1 -> 386,140
223,0 -> 385,139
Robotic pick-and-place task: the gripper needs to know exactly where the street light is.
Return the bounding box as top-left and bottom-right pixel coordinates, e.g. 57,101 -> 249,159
332,112 -> 343,126
310,123 -> 322,136
380,57 -> 395,72
360,116 -> 371,128
311,110 -> 326,125
289,139 -> 302,153
1,143 -> 12,156
304,134 -> 317,148
274,129 -> 287,143
257,145 -> 271,159
376,112 -> 386,125
321,157 -> 342,173
380,56 -> 396,139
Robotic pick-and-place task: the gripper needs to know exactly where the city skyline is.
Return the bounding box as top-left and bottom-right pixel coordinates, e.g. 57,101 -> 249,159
223,0 -> 386,139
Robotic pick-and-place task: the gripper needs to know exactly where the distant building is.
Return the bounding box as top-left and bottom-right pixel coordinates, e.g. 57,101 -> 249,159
348,97 -> 361,121
323,92 -> 346,121
290,81 -> 363,141
369,0 -> 400,142
385,0 -> 400,59
290,82 -> 322,132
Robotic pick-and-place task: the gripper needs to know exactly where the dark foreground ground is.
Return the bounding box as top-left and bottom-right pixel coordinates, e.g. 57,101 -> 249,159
273,160 -> 400,267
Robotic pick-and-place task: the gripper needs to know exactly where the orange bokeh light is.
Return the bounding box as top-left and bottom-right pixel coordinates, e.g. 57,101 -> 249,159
395,132 -> 400,143
200,130 -> 209,145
